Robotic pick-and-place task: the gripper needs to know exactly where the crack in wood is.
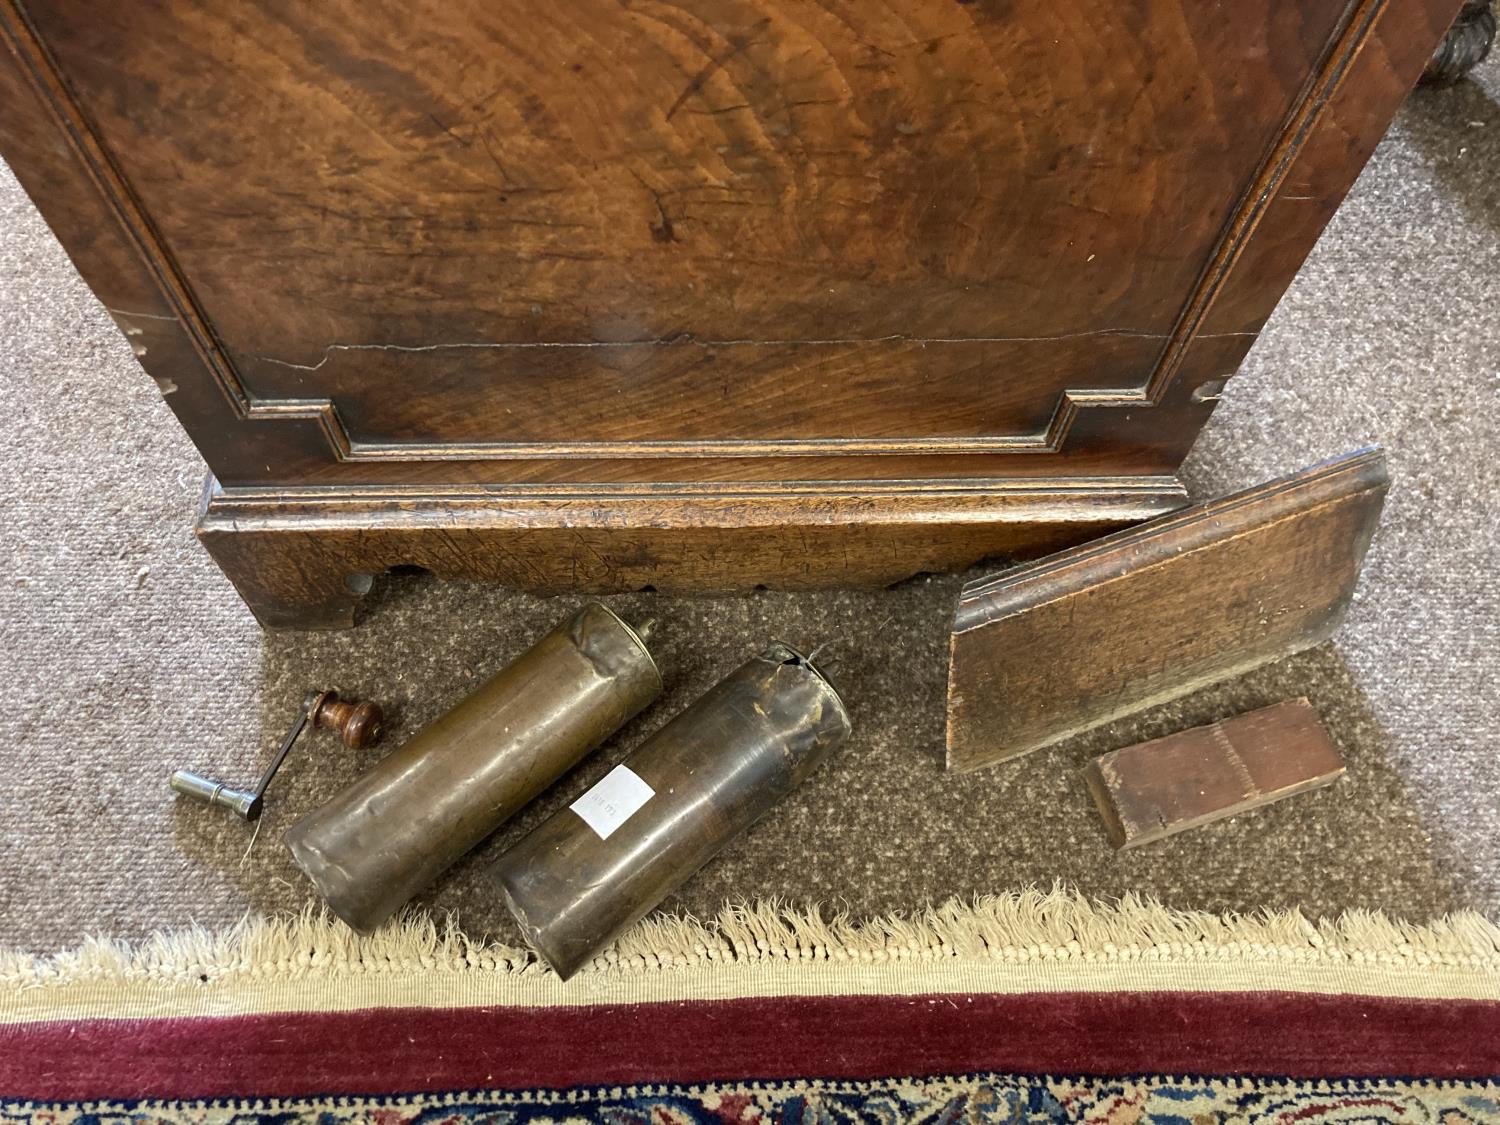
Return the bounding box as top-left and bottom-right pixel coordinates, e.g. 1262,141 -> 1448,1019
253,329 -> 1256,373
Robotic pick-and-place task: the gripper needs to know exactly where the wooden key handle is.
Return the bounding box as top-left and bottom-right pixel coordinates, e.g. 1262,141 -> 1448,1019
308,690 -> 384,749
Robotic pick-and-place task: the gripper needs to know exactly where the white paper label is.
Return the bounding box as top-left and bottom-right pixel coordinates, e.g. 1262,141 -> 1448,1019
569,764 -> 655,840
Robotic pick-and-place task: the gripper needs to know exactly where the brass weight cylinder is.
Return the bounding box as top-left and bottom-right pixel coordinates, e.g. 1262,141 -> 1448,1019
284,602 -> 661,933
489,644 -> 851,980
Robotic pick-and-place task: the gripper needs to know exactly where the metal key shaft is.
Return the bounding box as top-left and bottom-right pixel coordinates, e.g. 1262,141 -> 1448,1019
170,690 -> 382,821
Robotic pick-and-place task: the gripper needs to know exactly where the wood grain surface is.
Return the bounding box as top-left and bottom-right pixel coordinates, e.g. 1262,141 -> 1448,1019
194,476 -> 1186,628
7,0 -> 1349,450
1084,699 -> 1347,848
0,0 -> 1459,484
946,447 -> 1389,771
0,1 -> 1457,621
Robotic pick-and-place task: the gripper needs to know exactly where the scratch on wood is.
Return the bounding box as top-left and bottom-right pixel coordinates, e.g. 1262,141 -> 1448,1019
1210,722 -> 1261,799
664,21 -> 769,120
107,307 -> 177,322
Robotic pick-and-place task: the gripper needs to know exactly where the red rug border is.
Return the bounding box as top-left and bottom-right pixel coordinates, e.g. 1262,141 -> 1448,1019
3,988 -> 1498,1102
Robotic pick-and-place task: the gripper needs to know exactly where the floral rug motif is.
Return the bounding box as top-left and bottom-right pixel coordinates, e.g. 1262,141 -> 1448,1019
6,1075 -> 1500,1124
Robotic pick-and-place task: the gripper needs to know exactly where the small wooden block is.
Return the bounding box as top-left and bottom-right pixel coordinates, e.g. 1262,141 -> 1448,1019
1083,700 -> 1345,848
946,447 -> 1388,771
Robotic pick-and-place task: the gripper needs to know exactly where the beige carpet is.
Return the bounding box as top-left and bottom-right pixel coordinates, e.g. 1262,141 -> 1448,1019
0,61 -> 1496,955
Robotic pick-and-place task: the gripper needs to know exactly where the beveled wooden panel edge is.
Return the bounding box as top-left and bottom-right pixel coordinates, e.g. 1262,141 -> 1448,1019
341,429 -> 1056,459
1129,0 -> 1389,405
1051,0 -> 1407,449
1192,0 -> 1461,343
193,474 -> 1188,628
0,2 -> 247,408
0,0 -> 344,486
203,474 -> 1190,503
954,446 -> 1389,629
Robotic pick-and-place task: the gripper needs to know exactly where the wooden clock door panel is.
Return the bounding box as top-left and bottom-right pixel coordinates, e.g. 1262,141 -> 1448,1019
0,0 -> 1457,624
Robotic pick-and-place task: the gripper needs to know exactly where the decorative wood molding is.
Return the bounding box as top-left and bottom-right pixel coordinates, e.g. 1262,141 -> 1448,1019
0,0 -> 352,454
204,475 -> 1188,506
1127,0 -> 1387,404
196,474 -> 1188,628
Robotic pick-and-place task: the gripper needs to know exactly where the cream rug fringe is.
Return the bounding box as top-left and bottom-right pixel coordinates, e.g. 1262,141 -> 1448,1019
6,888 -> 1499,989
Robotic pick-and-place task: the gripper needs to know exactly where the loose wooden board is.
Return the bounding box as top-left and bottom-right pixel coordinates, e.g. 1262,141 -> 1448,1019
1083,699 -> 1345,848
945,447 -> 1388,771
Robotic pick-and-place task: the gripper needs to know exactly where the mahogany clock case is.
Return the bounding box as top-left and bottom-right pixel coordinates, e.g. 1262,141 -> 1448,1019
0,0 -> 1458,625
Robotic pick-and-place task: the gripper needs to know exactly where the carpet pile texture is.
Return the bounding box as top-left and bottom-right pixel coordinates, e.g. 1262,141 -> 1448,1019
0,60 -> 1496,955
2,893 -> 1498,1114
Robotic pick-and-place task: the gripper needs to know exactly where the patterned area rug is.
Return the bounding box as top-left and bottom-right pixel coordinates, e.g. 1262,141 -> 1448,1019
3,891 -> 1498,1122
18,1077 -> 1499,1124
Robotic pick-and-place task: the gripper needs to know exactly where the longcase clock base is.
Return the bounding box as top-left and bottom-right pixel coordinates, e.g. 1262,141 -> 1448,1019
193,475 -> 1188,629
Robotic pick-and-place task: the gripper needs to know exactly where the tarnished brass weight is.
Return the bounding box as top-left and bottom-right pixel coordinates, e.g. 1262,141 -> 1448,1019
284,603 -> 662,933
489,644 -> 851,980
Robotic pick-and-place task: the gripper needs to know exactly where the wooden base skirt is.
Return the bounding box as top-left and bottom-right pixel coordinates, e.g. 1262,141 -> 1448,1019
194,475 -> 1187,629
